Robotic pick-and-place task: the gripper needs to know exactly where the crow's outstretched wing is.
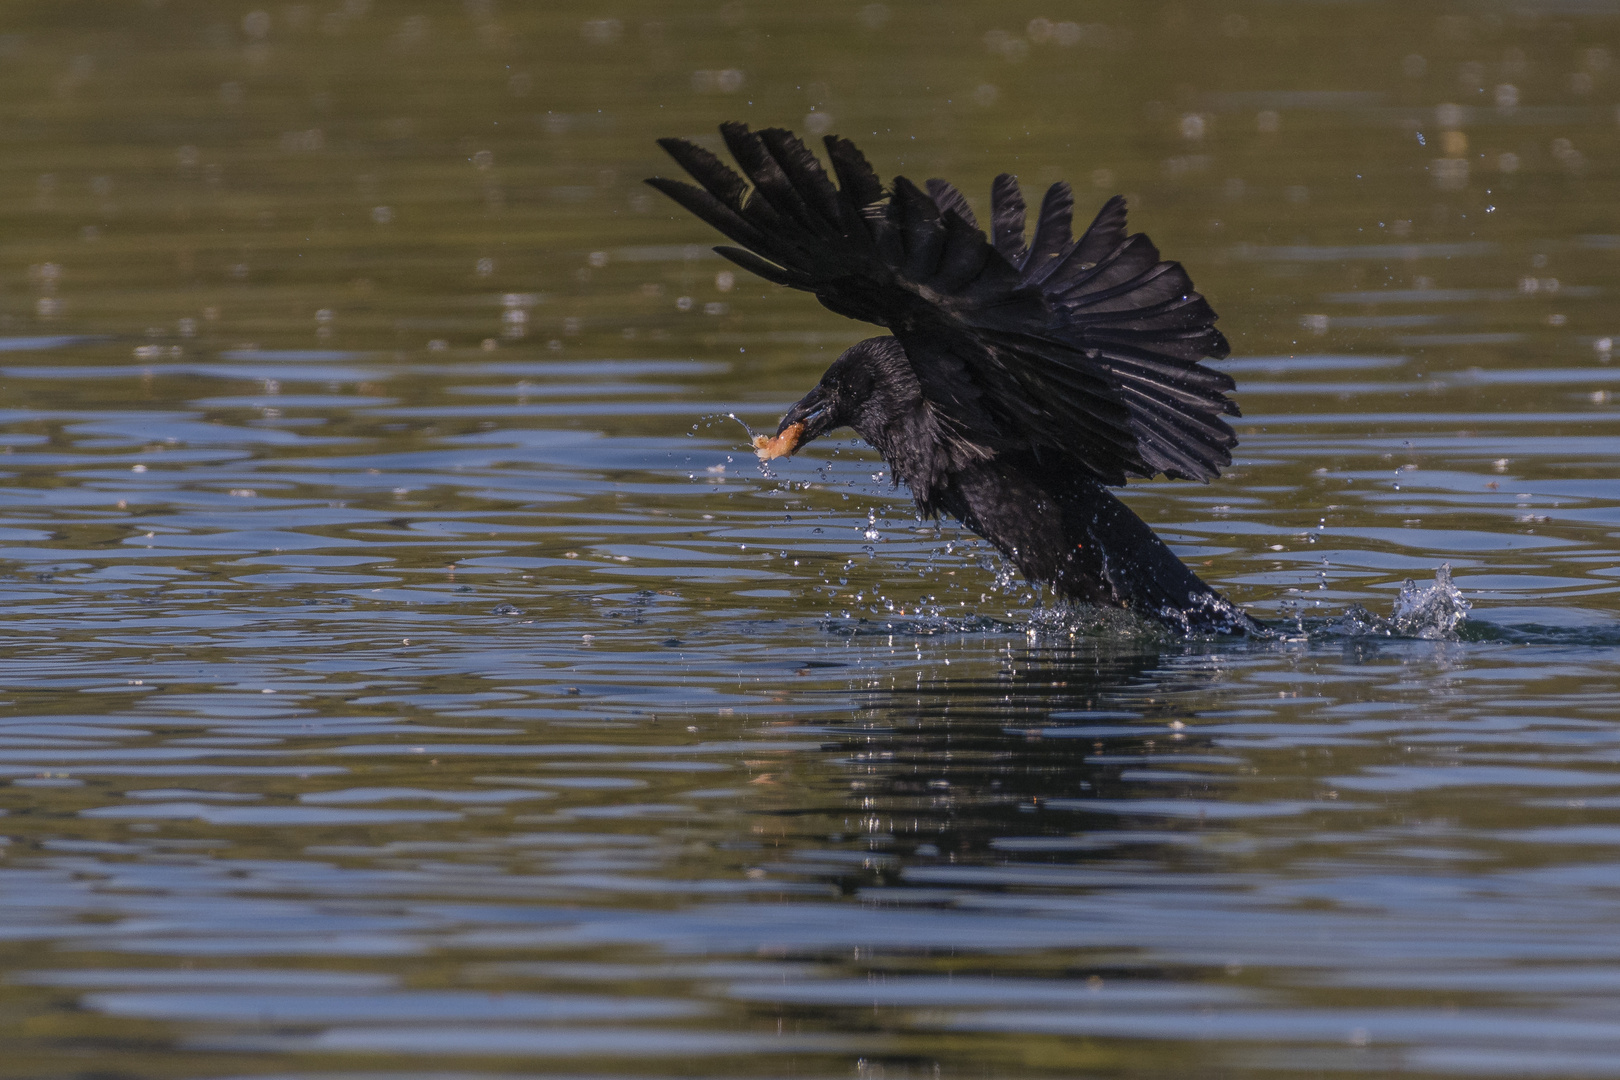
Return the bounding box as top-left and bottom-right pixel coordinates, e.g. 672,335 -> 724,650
647,123 -> 1238,485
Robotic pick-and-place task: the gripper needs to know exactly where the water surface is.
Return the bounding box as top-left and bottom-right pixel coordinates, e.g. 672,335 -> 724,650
3,3 -> 1620,1078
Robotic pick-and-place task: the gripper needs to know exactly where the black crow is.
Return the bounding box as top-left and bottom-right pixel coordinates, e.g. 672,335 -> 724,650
648,123 -> 1254,634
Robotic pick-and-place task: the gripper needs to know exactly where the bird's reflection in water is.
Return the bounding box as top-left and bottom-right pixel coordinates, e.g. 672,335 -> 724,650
771,643 -> 1237,895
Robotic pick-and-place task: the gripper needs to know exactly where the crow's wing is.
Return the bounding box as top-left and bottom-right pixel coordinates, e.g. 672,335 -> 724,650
647,123 -> 1238,485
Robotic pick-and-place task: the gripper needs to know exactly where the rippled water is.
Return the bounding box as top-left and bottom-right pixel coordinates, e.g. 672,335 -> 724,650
6,4 -> 1620,1078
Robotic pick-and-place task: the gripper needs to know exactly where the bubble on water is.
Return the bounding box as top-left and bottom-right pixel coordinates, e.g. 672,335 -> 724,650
281,129 -> 324,152
691,69 -> 745,94
581,18 -> 623,45
857,4 -> 890,30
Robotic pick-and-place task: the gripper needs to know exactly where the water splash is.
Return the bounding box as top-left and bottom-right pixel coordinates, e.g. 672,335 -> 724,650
689,411 -> 762,448
1024,600 -> 1168,643
1389,563 -> 1471,637
1315,563 -> 1471,641
691,412 -> 779,478
826,562 -> 1476,644
821,611 -> 1011,637
723,411 -> 758,443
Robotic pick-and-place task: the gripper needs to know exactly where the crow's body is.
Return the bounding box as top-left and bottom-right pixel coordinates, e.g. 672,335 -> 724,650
649,123 -> 1255,634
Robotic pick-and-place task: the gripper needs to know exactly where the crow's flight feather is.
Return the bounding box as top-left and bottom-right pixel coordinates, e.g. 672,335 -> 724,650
646,122 -> 1238,490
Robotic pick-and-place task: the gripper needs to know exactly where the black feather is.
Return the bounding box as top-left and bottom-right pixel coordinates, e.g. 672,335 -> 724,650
720,122 -> 820,234
891,177 -> 946,283
758,127 -> 845,233
713,246 -> 807,288
656,138 -> 748,209
925,179 -> 977,229
933,211 -> 995,292
643,177 -> 769,252
989,173 -> 1028,266
1071,194 -> 1129,267
1023,182 -> 1075,283
823,135 -> 885,210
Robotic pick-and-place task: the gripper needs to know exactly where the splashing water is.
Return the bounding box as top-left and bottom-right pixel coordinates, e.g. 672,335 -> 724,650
711,457 -> 1474,643
689,411 -> 762,449
1389,562 -> 1471,637
693,412 -> 780,477
829,558 -> 1474,643
1024,599 -> 1169,642
823,544 -> 1477,644
724,411 -> 757,442
1318,563 -> 1471,641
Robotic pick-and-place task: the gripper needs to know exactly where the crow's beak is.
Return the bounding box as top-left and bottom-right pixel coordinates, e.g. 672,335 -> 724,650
752,387 -> 832,460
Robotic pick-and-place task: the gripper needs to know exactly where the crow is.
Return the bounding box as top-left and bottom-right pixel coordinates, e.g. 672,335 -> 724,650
648,123 -> 1255,634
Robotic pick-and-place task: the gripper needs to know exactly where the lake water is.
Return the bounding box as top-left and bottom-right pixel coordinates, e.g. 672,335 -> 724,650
4,3 -> 1620,1077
